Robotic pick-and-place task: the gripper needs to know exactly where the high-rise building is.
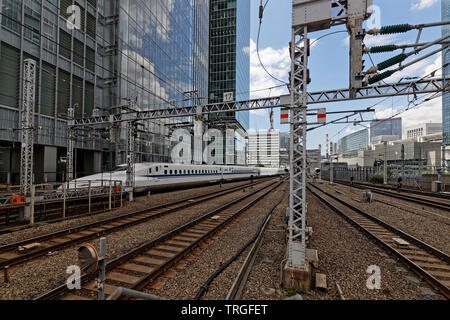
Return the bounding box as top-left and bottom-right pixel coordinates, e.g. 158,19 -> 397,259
208,0 -> 250,131
370,118 -> 402,143
0,0 -> 209,183
443,0 -> 450,146
337,129 -> 369,154
248,130 -> 280,168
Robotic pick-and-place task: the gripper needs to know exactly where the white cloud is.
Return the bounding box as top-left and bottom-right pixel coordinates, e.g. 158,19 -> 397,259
410,0 -> 438,11
249,38 -> 290,102
343,127 -> 358,136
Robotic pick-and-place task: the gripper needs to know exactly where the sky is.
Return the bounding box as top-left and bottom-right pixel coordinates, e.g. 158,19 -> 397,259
247,0 -> 443,153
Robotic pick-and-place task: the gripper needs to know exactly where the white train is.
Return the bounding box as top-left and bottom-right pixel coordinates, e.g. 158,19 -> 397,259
65,163 -> 286,193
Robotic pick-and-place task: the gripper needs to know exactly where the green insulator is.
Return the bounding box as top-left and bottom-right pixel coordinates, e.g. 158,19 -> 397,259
370,45 -> 397,53
379,24 -> 411,35
377,54 -> 407,71
368,70 -> 395,85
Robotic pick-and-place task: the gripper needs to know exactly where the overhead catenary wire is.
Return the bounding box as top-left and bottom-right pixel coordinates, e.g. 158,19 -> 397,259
257,0 -> 288,85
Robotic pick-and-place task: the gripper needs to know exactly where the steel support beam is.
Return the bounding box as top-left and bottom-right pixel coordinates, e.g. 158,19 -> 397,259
287,26 -> 308,271
69,78 -> 446,127
20,59 -> 36,195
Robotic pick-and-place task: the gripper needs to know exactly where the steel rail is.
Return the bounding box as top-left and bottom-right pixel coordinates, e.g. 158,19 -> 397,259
308,183 -> 450,299
34,180 -> 283,300
334,180 -> 450,210
0,178 -> 272,269
338,180 -> 450,201
225,188 -> 288,300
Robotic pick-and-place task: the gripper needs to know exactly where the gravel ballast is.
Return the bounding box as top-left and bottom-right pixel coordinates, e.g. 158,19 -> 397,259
0,179 -> 276,300
142,182 -> 288,300
319,183 -> 450,255
302,187 -> 444,300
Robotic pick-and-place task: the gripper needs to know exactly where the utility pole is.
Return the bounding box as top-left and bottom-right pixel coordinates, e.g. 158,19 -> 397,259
442,144 -> 447,174
330,156 -> 334,184
20,59 -> 36,197
125,98 -> 137,202
66,106 -> 76,182
401,144 -> 405,182
383,141 -> 388,185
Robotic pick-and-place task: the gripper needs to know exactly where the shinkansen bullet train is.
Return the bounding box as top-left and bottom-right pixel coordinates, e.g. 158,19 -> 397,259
65,163 -> 286,193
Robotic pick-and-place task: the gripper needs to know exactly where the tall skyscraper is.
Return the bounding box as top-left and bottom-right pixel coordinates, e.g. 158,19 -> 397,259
443,0 -> 450,145
208,0 -> 250,127
207,0 -> 250,164
0,0 -> 209,183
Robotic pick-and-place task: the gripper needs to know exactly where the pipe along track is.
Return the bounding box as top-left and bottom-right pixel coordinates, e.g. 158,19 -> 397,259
308,183 -> 450,299
0,178 -> 273,270
35,179 -> 284,300
334,180 -> 450,211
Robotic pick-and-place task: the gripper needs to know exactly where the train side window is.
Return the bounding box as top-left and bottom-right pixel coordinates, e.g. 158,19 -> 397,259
164,170 -> 167,175
156,167 -> 158,172
149,168 -> 152,174
170,170 -> 173,174
175,170 -> 177,174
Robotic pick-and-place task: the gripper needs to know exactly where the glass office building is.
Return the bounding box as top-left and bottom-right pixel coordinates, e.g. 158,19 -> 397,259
117,0 -> 209,164
0,0 -> 209,183
208,0 -> 250,131
208,0 -> 250,164
337,129 -> 369,154
370,118 -> 402,141
443,0 -> 450,146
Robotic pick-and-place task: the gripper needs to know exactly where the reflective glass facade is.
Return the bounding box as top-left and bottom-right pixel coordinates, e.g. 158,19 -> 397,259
208,0 -> 250,131
370,118 -> 402,139
443,0 -> 450,145
0,0 -> 210,180
117,0 -> 210,163
337,129 -> 369,153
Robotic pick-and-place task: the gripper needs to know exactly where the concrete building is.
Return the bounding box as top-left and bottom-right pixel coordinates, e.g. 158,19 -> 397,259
207,0 -> 250,161
248,130 -> 280,168
0,0 -> 210,183
306,148 -> 321,175
406,123 -> 443,139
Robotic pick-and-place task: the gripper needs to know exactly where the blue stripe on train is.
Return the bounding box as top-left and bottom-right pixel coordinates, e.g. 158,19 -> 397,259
143,172 -> 258,178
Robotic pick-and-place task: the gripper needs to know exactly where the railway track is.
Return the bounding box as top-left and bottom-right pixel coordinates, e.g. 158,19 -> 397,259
225,188 -> 287,300
336,179 -> 450,201
35,179 -> 285,300
0,178 -> 273,270
334,180 -> 450,211
308,183 -> 450,299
